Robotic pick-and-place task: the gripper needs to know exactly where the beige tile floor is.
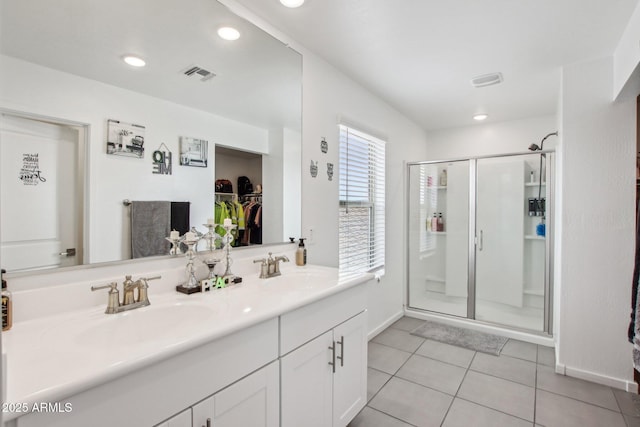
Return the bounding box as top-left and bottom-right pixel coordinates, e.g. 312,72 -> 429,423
349,317 -> 640,427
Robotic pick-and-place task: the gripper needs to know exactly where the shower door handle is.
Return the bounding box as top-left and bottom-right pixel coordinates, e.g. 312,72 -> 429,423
478,230 -> 483,251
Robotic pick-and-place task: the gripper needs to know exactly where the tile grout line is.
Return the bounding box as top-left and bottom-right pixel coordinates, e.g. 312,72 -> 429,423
365,334 -> 428,425
536,387 -> 632,415
363,406 -> 420,427
446,349 -> 542,425
374,335 -> 543,421
438,350 -> 478,427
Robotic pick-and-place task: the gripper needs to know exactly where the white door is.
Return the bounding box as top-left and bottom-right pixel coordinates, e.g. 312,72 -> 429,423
475,157 -> 524,310
333,312 -> 367,427
192,362 -> 279,427
0,114 -> 82,271
281,330 -> 334,427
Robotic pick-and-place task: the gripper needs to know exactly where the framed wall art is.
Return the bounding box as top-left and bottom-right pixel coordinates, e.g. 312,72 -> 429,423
106,119 -> 145,158
180,137 -> 208,167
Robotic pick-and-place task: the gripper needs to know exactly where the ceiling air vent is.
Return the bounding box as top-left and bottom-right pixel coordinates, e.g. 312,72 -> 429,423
470,72 -> 503,88
183,65 -> 216,82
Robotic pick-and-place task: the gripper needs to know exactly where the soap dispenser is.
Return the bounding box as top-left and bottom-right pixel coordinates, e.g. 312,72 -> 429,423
296,238 -> 307,266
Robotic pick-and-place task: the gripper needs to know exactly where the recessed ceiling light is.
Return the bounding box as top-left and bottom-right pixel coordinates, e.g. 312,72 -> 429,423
217,27 -> 240,41
280,0 -> 305,7
473,114 -> 488,121
122,55 -> 146,67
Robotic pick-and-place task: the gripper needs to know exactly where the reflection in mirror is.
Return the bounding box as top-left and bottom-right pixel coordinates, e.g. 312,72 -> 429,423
0,0 -> 302,274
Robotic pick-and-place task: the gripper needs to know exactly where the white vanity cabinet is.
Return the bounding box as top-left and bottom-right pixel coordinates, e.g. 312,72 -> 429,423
191,361 -> 279,427
5,267 -> 372,427
155,361 -> 279,427
156,409 -> 191,427
280,284 -> 368,427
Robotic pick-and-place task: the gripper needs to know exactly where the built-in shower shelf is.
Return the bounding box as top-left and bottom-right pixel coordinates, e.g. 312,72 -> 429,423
426,186 -> 448,190
428,231 -> 447,235
523,288 -> 544,296
525,182 -> 546,187
524,235 -> 545,240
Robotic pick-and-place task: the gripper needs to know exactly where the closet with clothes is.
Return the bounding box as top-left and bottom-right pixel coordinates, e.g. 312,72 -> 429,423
241,194 -> 262,245
214,193 -> 244,247
215,146 -> 263,246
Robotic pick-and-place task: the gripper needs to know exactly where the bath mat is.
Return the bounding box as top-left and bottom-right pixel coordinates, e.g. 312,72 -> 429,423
411,320 -> 508,356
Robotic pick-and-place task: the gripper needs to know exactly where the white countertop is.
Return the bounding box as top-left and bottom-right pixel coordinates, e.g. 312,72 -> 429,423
3,264 -> 372,421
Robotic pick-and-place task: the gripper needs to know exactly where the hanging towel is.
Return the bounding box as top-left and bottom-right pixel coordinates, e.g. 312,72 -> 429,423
131,201 -> 171,258
630,199 -> 640,344
171,202 -> 190,235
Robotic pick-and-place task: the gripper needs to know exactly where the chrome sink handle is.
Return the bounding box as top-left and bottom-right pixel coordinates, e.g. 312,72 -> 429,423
91,282 -> 120,314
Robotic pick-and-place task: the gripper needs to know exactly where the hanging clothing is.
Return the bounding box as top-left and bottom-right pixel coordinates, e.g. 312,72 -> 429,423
214,201 -> 230,238
630,201 -> 640,374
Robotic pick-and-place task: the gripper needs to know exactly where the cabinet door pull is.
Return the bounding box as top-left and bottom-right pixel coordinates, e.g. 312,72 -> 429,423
328,341 -> 336,373
336,336 -> 344,367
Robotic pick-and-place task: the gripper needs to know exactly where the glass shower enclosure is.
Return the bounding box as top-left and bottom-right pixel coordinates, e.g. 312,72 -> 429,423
407,152 -> 553,334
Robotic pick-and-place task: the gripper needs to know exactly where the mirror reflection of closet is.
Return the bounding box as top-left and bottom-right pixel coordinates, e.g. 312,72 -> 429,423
215,146 -> 263,246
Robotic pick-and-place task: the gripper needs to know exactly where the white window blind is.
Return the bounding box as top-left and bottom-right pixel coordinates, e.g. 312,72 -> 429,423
338,125 -> 385,276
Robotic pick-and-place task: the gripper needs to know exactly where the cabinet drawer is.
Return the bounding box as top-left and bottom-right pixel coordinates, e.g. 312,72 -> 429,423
280,283 -> 367,356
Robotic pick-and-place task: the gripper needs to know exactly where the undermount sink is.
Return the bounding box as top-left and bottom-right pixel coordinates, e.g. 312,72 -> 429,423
75,303 -> 215,347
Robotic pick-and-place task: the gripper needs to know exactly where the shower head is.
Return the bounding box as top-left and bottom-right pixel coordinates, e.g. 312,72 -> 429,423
528,131 -> 558,152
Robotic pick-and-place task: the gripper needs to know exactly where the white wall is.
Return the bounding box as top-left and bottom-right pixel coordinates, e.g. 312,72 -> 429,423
426,115 -> 558,159
0,55 -> 269,264
614,0 -> 640,100
559,55 -> 636,390
300,52 -> 428,333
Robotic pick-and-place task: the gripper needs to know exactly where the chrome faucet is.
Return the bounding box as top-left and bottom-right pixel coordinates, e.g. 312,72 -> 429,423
92,275 -> 161,314
253,252 -> 289,278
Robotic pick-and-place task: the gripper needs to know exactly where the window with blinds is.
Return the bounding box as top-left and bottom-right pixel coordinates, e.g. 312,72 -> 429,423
338,125 -> 386,276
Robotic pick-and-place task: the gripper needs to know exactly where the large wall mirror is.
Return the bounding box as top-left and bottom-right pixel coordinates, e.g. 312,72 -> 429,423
0,0 -> 302,274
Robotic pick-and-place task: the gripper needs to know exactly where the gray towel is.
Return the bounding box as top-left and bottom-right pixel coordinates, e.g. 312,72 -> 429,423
131,201 -> 171,258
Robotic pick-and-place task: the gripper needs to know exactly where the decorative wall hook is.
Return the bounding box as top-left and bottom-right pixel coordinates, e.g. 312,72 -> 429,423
320,137 -> 328,154
327,163 -> 334,181
310,160 -> 318,178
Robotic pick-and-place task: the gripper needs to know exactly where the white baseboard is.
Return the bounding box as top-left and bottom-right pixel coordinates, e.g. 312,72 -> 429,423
562,364 -> 638,392
368,310 -> 404,341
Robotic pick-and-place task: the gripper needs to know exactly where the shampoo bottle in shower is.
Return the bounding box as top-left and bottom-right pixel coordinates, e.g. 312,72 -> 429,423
426,213 -> 432,231
431,213 -> 438,232
439,169 -> 447,187
437,213 -> 444,232
2,269 -> 12,331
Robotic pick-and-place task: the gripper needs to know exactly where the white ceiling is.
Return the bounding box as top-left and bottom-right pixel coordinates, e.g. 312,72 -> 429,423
0,0 -> 302,131
235,0 -> 639,130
